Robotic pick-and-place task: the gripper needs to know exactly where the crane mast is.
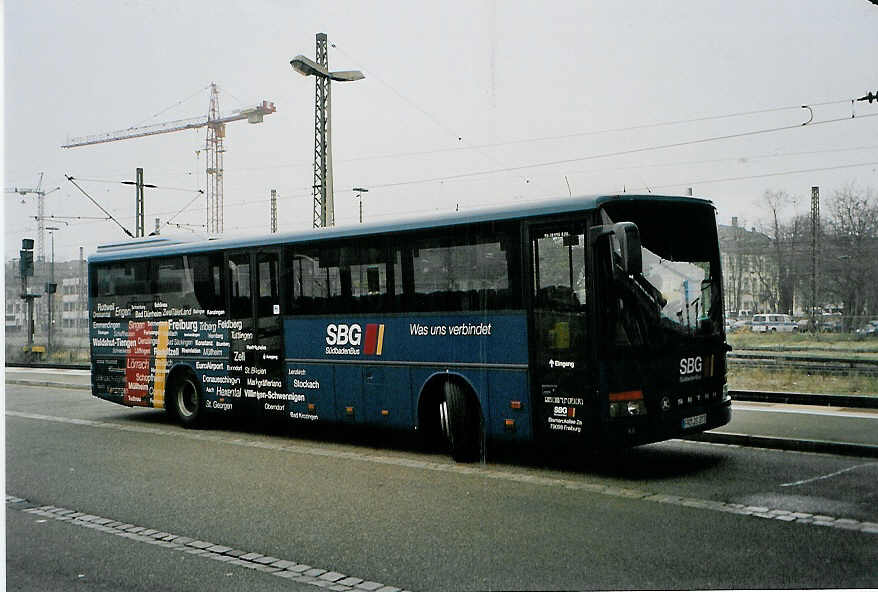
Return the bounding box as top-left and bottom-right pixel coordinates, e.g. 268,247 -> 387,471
62,83 -> 275,234
206,84 -> 224,234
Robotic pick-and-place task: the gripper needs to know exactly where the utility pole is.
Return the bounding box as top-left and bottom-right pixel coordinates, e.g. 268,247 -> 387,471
136,168 -> 145,238
122,168 -> 156,238
291,33 -> 365,228
810,186 -> 820,332
5,174 -> 60,264
46,226 -> 59,354
270,189 -> 277,233
312,33 -> 331,228
353,187 -> 369,223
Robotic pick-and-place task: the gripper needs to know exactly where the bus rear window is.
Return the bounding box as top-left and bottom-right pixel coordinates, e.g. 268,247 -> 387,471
94,260 -> 149,299
93,254 -> 224,311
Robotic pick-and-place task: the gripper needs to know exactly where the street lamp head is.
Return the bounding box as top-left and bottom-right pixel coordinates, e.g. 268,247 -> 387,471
290,55 -> 329,78
328,70 -> 365,82
290,55 -> 364,82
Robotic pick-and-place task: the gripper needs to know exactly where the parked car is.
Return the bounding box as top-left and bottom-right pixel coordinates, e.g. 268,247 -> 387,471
856,320 -> 878,337
751,313 -> 797,333
732,318 -> 752,332
818,313 -> 843,333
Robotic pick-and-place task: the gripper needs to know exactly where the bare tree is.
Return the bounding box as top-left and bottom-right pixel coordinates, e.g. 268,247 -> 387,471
758,189 -> 802,314
822,183 -> 878,328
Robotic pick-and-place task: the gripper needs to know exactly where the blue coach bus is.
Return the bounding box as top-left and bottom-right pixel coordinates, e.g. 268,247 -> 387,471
88,194 -> 731,460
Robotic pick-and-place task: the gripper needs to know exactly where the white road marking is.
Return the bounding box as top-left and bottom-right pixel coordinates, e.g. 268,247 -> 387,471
8,410 -> 878,535
733,403 -> 878,420
5,367 -> 91,376
6,495 -> 409,592
780,462 -> 878,487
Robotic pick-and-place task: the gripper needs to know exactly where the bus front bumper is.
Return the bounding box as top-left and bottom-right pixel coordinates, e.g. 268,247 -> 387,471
599,400 -> 732,448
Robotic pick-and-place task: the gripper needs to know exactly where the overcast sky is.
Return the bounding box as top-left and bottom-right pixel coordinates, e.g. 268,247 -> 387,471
4,0 -> 878,261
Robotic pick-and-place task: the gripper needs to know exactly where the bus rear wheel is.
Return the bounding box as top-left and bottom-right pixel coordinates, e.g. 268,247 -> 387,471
170,371 -> 203,428
440,382 -> 482,462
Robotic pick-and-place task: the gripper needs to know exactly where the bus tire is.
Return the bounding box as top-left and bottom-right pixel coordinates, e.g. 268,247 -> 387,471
169,369 -> 203,428
441,381 -> 482,462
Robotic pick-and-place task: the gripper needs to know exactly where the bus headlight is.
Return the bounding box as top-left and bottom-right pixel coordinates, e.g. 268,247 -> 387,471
626,400 -> 647,416
609,390 -> 647,418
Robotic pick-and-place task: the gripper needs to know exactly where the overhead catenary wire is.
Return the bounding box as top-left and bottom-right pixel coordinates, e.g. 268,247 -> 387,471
70,177 -> 205,193
49,154 -> 878,252
65,175 -> 134,237
55,138 -> 878,235
164,189 -> 206,225
330,42 -> 858,158
49,94 -> 877,243
229,98 -> 871,173
628,160 -> 878,193
361,112 -> 878,190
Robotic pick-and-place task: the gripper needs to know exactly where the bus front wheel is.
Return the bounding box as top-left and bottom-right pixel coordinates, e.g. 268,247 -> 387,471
440,382 -> 482,462
171,371 -> 203,428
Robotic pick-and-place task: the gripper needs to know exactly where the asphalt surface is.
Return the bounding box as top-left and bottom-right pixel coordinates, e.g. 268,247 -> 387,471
4,370 -> 878,590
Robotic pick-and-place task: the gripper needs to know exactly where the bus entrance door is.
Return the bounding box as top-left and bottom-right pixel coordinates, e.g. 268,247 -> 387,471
226,249 -> 283,417
530,226 -> 592,440
253,248 -> 284,416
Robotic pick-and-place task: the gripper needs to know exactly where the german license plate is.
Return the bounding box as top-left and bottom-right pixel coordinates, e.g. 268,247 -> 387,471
682,413 -> 707,429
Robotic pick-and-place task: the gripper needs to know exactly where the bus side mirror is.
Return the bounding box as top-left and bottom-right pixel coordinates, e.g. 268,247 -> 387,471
612,222 -> 642,276
589,221 -> 641,276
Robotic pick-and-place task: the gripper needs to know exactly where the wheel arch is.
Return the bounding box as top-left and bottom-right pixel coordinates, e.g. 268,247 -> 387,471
163,362 -> 201,419
416,371 -> 483,433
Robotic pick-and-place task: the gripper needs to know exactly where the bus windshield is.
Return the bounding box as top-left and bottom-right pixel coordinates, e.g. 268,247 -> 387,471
600,202 -> 723,347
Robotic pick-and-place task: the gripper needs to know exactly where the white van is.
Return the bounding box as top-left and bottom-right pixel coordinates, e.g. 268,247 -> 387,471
751,313 -> 797,333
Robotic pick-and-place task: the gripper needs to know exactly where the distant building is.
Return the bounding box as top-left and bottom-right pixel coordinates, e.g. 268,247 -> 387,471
61,277 -> 88,334
717,219 -> 773,316
5,297 -> 26,333
5,256 -> 87,338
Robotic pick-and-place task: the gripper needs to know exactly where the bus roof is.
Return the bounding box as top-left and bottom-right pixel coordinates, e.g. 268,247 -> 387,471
89,193 -> 713,263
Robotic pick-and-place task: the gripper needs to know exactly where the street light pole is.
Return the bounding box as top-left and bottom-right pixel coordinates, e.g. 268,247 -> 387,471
291,34 -> 364,228
46,226 -> 60,354
353,187 -> 369,223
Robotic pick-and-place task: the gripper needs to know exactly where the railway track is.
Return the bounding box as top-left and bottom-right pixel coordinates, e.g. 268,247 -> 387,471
729,352 -> 878,377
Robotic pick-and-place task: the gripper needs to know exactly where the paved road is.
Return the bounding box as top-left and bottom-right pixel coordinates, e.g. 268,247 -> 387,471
5,378 -> 878,590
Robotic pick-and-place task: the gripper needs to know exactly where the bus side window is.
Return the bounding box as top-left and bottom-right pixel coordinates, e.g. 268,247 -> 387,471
256,252 -> 279,317
288,247 -> 342,314
189,254 -> 225,312
228,254 -> 252,319
410,233 -> 512,312
152,256 -> 194,308
347,246 -> 390,313
533,231 -> 586,311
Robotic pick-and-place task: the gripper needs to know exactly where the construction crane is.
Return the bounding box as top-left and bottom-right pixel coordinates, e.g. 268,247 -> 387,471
61,83 -> 275,234
5,172 -> 61,263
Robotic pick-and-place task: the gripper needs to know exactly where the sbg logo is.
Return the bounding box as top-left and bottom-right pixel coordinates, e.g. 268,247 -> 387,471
326,324 -> 362,346
325,323 -> 385,355
679,356 -> 702,375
